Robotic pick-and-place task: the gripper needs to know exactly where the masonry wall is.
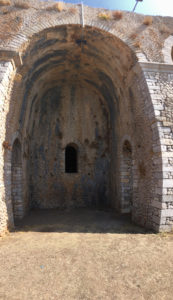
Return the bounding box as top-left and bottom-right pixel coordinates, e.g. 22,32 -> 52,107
0,61 -> 15,234
0,13 -> 172,233
142,63 -> 173,232
113,64 -> 156,230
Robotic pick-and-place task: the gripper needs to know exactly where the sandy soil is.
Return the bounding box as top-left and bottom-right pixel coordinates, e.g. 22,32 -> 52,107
0,209 -> 173,300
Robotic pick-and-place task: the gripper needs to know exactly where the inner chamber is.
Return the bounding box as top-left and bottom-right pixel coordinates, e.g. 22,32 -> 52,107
19,25 -> 137,213
29,84 -> 111,209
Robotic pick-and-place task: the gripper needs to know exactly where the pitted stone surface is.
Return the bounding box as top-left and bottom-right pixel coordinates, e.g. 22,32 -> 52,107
0,1 -> 173,233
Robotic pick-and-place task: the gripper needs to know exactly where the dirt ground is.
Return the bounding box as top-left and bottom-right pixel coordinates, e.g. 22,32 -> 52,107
0,209 -> 173,300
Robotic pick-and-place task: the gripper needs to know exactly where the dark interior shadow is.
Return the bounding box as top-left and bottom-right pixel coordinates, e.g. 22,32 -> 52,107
14,208 -> 152,234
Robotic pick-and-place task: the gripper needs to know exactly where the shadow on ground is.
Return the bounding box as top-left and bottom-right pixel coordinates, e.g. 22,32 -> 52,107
15,208 -> 151,234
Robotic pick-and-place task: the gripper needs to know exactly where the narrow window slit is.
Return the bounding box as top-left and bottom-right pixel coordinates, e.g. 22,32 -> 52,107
65,145 -> 78,173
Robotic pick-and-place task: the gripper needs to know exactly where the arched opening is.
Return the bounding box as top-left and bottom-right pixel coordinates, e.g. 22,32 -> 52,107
4,24 -> 155,230
65,145 -> 78,173
121,140 -> 133,213
11,139 -> 23,223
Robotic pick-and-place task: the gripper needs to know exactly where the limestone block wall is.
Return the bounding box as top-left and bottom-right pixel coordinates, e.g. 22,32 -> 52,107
141,62 -> 173,232
0,61 -> 15,234
117,64 -> 155,230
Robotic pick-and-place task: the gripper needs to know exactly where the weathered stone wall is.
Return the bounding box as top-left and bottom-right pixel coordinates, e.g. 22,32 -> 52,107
28,84 -> 110,209
11,138 -> 24,221
141,62 -> 173,231
0,61 -> 15,234
0,3 -> 173,233
114,63 -> 156,230
120,140 -> 133,213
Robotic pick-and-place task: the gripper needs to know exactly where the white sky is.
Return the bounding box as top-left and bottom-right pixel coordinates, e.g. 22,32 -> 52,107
134,0 -> 173,16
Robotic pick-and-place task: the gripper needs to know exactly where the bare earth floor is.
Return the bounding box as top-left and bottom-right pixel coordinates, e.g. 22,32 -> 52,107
0,209 -> 173,300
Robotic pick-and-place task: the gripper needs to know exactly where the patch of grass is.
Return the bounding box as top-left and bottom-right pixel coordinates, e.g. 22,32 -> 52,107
46,2 -> 65,12
0,0 -> 11,6
130,33 -> 138,40
158,230 -> 173,238
133,40 -> 141,48
98,12 -> 111,21
143,16 -> 152,26
1,7 -> 9,13
68,7 -> 77,14
159,24 -> 171,35
112,10 -> 123,20
14,1 -> 30,9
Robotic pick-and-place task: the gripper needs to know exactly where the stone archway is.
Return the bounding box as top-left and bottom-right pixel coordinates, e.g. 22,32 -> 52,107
0,23 -> 166,232
11,25 -> 153,218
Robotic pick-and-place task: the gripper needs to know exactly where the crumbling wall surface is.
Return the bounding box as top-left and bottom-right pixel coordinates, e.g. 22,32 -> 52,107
142,62 -> 173,232
28,84 -> 110,209
0,61 -> 15,234
0,5 -> 172,233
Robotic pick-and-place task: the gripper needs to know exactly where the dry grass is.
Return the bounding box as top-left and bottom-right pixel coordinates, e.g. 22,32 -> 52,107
0,13 -> 22,39
134,40 -> 141,48
14,1 -> 30,9
1,6 -> 9,13
0,0 -> 11,6
130,33 -> 138,40
159,24 -> 171,35
68,7 -> 77,14
143,16 -> 153,26
46,2 -> 65,12
98,12 -> 111,21
112,10 -> 123,20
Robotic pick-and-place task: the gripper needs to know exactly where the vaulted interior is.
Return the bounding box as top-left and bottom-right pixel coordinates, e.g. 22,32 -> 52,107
11,25 -> 153,220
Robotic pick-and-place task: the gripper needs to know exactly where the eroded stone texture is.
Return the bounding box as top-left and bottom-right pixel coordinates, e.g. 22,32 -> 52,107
29,85 -> 110,209
0,3 -> 173,234
0,61 -> 15,234
141,62 -> 173,231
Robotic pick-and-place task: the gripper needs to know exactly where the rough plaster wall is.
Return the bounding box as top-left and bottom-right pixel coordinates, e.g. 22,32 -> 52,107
28,84 -> 110,209
0,61 -> 15,234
